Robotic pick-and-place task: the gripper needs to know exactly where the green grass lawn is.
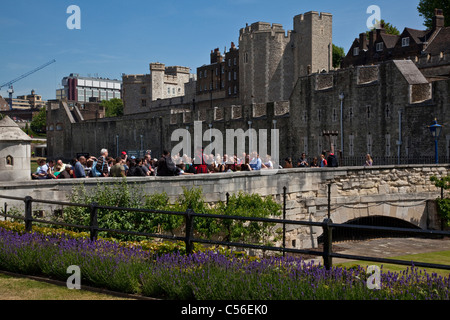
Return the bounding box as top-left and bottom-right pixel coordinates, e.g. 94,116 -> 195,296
30,159 -> 39,174
0,272 -> 132,300
336,250 -> 450,278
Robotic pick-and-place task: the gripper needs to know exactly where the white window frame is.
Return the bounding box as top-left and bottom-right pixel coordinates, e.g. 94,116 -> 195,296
353,47 -> 359,56
402,37 -> 410,47
376,42 -> 384,52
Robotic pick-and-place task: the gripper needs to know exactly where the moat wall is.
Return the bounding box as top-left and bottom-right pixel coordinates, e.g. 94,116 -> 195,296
0,164 -> 447,249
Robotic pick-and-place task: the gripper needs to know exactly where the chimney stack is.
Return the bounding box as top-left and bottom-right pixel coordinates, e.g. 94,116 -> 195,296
433,8 -> 445,30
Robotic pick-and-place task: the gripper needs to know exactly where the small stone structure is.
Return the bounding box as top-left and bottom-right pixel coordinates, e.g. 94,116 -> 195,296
0,116 -> 32,181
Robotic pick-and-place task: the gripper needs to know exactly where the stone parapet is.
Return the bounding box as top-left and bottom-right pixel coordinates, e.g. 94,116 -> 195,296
0,164 -> 446,249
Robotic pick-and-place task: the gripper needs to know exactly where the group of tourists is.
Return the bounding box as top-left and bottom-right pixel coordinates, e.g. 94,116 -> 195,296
31,148 -> 375,180
283,151 -> 339,169
32,149 -> 156,180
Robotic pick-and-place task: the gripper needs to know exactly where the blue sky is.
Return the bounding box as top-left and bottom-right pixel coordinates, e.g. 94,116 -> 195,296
0,0 -> 424,100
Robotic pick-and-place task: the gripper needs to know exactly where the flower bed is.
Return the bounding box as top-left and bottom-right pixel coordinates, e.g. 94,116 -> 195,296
0,226 -> 449,300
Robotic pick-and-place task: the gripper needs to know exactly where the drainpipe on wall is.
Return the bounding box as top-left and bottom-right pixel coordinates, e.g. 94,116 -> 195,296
397,110 -> 403,165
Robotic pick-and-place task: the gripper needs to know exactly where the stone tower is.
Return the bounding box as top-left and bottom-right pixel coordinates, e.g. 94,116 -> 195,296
293,11 -> 333,78
238,11 -> 332,105
239,22 -> 294,105
0,116 -> 32,181
150,63 -> 166,101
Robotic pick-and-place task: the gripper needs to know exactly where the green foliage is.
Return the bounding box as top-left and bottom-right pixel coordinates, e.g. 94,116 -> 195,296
332,44 -> 345,69
61,181 -> 283,246
30,107 -> 46,133
418,0 -> 450,28
431,175 -> 450,190
101,98 -> 124,118
217,191 -> 282,246
435,198 -> 450,227
431,175 -> 450,226
366,19 -> 400,36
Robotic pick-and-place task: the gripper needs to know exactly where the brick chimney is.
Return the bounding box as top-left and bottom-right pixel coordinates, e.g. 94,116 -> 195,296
433,8 -> 445,30
359,32 -> 367,50
210,48 -> 222,64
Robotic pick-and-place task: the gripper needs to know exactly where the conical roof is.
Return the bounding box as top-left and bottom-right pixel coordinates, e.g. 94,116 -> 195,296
0,115 -> 32,142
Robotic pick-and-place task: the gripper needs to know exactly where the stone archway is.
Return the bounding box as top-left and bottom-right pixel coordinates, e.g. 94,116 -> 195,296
329,200 -> 430,229
318,215 -> 422,244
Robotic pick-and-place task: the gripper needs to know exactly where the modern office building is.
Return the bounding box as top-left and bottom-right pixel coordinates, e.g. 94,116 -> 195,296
58,74 -> 122,103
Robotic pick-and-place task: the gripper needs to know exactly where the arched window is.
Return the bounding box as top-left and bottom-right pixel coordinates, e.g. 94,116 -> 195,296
6,155 -> 13,166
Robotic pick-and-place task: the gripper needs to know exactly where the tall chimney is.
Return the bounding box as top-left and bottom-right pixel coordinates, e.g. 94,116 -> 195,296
433,8 -> 445,30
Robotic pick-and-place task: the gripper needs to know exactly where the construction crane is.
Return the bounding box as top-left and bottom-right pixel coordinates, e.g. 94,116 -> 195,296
0,59 -> 56,110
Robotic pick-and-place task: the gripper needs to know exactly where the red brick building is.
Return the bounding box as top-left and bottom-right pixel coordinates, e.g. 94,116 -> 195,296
341,9 -> 449,78
197,42 -> 239,98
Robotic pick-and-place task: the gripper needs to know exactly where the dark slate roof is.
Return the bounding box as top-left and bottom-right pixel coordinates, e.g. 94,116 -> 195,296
426,27 -> 450,54
404,28 -> 431,44
393,60 -> 429,84
380,33 -> 400,48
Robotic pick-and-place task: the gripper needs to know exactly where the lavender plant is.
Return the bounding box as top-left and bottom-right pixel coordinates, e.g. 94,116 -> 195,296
0,227 -> 448,300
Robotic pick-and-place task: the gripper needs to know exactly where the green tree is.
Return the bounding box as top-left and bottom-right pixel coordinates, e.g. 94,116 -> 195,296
418,0 -> 450,28
367,19 -> 400,36
101,98 -> 124,118
332,44 -> 346,69
30,107 -> 46,134
430,175 -> 450,227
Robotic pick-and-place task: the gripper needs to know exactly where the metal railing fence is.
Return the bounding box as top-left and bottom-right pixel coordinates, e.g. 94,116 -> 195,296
0,193 -> 449,271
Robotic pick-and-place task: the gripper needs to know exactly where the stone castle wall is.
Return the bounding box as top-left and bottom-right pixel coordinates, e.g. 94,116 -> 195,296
48,60 -> 450,165
288,60 -> 450,161
47,98 -> 291,162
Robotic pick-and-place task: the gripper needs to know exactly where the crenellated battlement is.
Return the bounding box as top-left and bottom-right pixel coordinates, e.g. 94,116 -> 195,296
294,11 -> 332,23
168,101 -> 290,126
122,74 -> 151,83
240,21 -> 291,39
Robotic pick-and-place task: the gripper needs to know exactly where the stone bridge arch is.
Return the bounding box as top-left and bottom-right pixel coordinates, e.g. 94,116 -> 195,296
329,199 -> 432,229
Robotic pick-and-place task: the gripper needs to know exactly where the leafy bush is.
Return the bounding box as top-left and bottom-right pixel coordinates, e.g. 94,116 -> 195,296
61,180 -> 283,246
0,227 -> 449,300
431,175 -> 450,227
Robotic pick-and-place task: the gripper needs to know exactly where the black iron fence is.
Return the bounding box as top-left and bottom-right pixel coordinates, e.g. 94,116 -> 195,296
339,155 -> 450,167
0,194 -> 450,272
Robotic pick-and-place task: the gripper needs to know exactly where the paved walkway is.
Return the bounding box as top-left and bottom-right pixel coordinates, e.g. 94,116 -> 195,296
306,237 -> 450,265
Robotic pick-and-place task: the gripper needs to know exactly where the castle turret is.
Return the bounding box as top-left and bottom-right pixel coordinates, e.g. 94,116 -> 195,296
239,21 -> 293,105
238,11 -> 333,105
293,11 -> 333,78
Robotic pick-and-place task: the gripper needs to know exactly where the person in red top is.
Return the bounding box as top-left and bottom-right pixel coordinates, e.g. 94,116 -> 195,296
194,148 -> 208,174
320,153 -> 328,167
